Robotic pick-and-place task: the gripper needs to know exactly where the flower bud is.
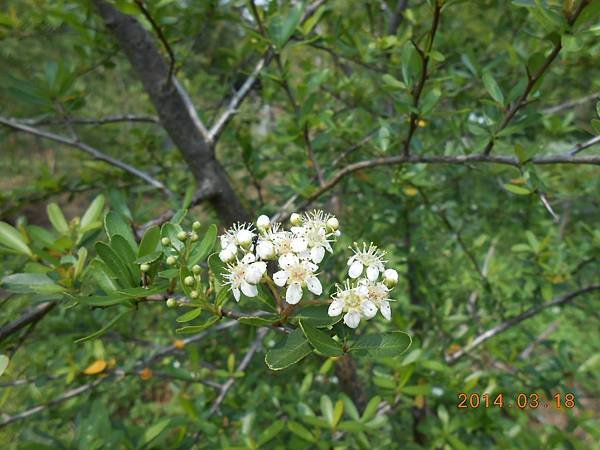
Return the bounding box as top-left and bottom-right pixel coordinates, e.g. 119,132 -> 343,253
140,263 -> 150,272
326,217 -> 339,231
190,232 -> 199,242
184,276 -> 195,286
192,221 -> 201,231
256,240 -> 276,260
256,215 -> 270,231
236,229 -> 254,247
383,268 -> 399,287
290,212 -> 302,226
192,264 -> 201,274
166,297 -> 177,308
166,256 -> 177,265
190,290 -> 199,299
177,231 -> 188,241
161,237 -> 171,246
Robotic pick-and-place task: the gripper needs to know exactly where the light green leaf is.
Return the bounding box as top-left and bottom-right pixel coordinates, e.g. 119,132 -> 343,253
1,273 -> 64,294
104,211 -> 137,254
361,395 -> 381,421
134,250 -> 163,265
268,4 -> 304,49
80,194 -> 105,229
47,203 -> 69,234
0,221 -> 32,256
482,71 -> 504,105
257,419 -> 285,447
320,395 -> 334,426
176,307 -> 203,323
176,315 -> 220,333
504,184 -> 531,195
0,355 -> 9,377
299,320 -> 344,357
265,329 -> 312,370
137,225 -> 160,258
287,421 -> 315,442
140,419 -> 171,447
95,242 -> 136,287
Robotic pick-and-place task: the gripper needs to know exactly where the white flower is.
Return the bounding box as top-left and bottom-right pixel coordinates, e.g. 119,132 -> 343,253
383,268 -> 399,287
272,229 -> 297,258
223,253 -> 266,302
256,215 -> 270,231
360,280 -> 393,320
219,223 -> 256,258
273,254 -> 322,304
328,281 -> 377,328
347,243 -> 386,281
289,210 -> 338,264
290,212 -> 302,226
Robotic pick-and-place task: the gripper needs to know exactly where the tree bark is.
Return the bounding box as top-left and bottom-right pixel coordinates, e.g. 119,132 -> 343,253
93,0 -> 248,225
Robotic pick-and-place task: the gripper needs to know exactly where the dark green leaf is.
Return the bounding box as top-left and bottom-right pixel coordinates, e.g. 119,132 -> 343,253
350,331 -> 412,358
265,329 -> 312,370
299,320 -> 344,356
188,224 -> 217,266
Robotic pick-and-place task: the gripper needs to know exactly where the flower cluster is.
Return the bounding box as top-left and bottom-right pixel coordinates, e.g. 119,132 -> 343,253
218,211 -> 398,328
328,243 -> 398,328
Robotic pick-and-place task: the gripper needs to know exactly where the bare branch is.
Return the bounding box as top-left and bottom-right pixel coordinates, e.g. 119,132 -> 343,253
20,114 -> 160,126
0,117 -> 172,196
388,0 -> 409,35
483,0 -> 591,156
0,301 -> 57,343
543,92 -> 599,114
569,134 -> 600,155
446,284 -> 600,364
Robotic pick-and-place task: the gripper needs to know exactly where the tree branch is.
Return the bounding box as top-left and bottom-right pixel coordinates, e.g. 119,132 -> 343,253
445,284 -> 600,364
0,117 -> 172,196
19,114 -> 159,126
0,301 -> 57,343
482,0 -> 591,156
569,134 -> 600,155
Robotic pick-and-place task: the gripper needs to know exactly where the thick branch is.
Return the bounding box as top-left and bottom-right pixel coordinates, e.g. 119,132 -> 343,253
446,284 -> 600,364
93,0 -> 248,224
0,117 -> 171,196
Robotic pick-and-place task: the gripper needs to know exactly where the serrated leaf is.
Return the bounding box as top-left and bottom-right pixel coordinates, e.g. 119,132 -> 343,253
188,224 -> 217,266
47,203 -> 69,234
299,320 -> 344,357
0,221 -> 32,256
350,331 -> 412,358
265,329 -> 312,370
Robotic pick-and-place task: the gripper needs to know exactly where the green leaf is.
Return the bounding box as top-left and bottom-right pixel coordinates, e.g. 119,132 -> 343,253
74,309 -> 130,343
117,284 -> 168,298
110,234 -> 136,265
176,315 -> 220,333
287,421 -> 315,443
104,211 -> 137,254
350,331 -> 412,358
265,329 -> 312,370
176,307 -> 203,323
299,320 -> 344,357
420,87 -> 441,114
1,273 -> 64,294
47,203 -> 69,234
257,419 -> 285,447
268,4 -> 304,49
382,73 -> 406,90
291,305 -> 342,328
0,355 -> 9,377
0,221 -> 32,256
80,194 -> 105,229
140,418 -> 171,447
137,225 -> 160,258
361,395 -> 381,421
504,184 -> 531,195
95,242 -> 136,287
74,294 -> 130,307
482,71 -> 504,105
134,250 -> 163,265
188,224 -> 217,266
591,118 -> 600,134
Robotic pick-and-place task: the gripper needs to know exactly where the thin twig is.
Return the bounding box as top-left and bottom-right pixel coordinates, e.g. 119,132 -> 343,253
0,117 -> 172,196
445,284 -> 600,364
542,92 -> 599,114
20,114 -> 159,126
569,134 -> 600,156
0,301 -> 57,343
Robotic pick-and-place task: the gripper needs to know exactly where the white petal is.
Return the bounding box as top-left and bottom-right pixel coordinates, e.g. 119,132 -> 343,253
361,300 -> 378,319
279,253 -> 298,270
306,277 -> 322,296
310,246 -> 325,263
356,285 -> 369,297
245,262 -> 266,284
241,281 -> 258,298
366,265 -> 379,281
241,253 -> 256,264
232,287 -> 240,302
348,260 -> 364,278
344,310 -> 361,328
286,283 -> 303,304
273,270 -> 289,287
256,241 -> 275,260
347,256 -> 354,266
380,301 -> 391,320
292,237 -> 308,253
328,299 -> 344,317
